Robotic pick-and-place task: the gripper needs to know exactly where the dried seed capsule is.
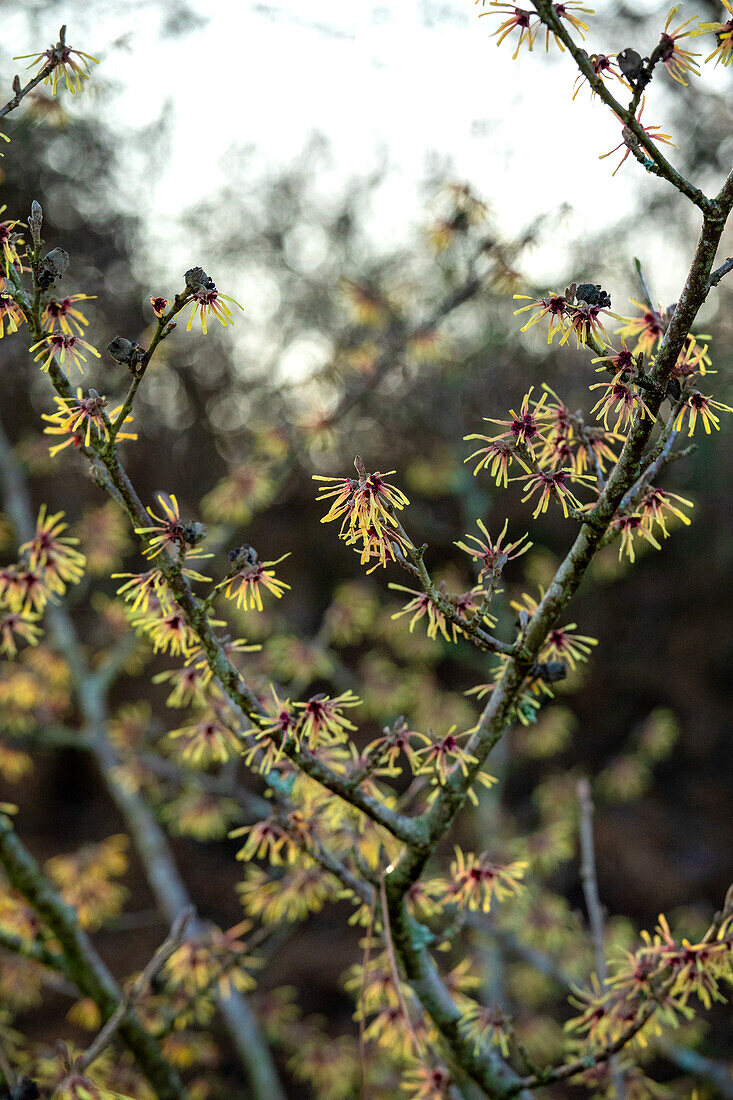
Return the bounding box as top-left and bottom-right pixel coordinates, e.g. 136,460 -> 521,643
38,247 -> 69,289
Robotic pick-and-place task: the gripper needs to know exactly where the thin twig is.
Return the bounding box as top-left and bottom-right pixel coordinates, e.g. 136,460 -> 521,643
77,907 -> 194,1072
577,778 -> 626,1100
708,256 -> 733,289
0,813 -> 185,1100
0,1036 -> 17,1090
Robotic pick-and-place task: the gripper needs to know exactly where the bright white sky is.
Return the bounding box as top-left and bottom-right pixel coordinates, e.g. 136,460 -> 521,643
7,0 -> 730,299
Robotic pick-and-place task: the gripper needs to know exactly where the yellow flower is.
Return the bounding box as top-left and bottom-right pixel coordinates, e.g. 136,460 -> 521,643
169,715 -> 242,766
314,457 -> 409,541
691,0 -> 733,65
42,389 -> 136,456
445,847 -> 527,912
45,835 -> 128,931
29,332 -> 101,376
0,287 -> 24,337
480,4 -> 539,60
42,293 -> 96,335
14,39 -> 99,95
20,504 -> 86,589
673,390 -> 733,435
132,605 -> 199,657
0,207 -> 24,274
0,609 -> 42,657
600,98 -> 675,177
292,690 -> 361,750
658,5 -> 701,84
215,546 -> 290,611
455,517 -> 532,577
135,492 -> 208,560
184,268 -> 243,334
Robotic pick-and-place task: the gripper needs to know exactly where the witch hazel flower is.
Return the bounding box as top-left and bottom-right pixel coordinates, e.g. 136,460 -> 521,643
463,436 -> 524,486
0,608 -> 42,658
29,332 -> 101,376
673,390 -> 733,435
673,335 -> 711,378
184,267 -> 243,334
20,505 -> 85,589
150,295 -> 169,318
413,726 -> 497,804
0,287 -> 23,338
215,545 -> 291,611
592,341 -> 636,377
132,604 -> 200,657
15,33 -> 99,95
455,518 -> 532,579
169,714 -> 242,767
612,514 -> 662,562
513,291 -> 570,342
544,2 -> 594,51
639,487 -> 693,536
615,300 -> 666,357
42,294 -> 96,336
570,426 -> 621,477
446,847 -> 527,912
350,522 -> 407,573
600,98 -> 675,177
561,301 -> 613,348
41,388 -> 136,456
589,378 -> 656,433
479,4 -> 539,59
389,583 -> 454,643
572,52 -> 627,99
473,387 -> 551,457
515,468 -> 594,519
658,5 -> 701,84
135,492 -> 208,561
0,563 -> 56,615
541,623 -> 598,669
113,568 -> 175,615
412,725 -> 479,785
293,690 -> 361,750
691,0 -> 733,66
0,208 -> 24,274
314,455 -> 409,541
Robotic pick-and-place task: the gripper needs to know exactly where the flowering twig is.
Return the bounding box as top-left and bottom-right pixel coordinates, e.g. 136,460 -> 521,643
0,418 -> 288,1100
76,907 -> 194,1073
0,813 -> 185,1100
0,51 -> 56,121
531,0 -> 714,212
505,1002 -> 659,1093
577,778 -> 626,1100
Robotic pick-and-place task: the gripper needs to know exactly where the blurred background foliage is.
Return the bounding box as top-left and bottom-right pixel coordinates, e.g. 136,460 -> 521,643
0,1 -> 731,1095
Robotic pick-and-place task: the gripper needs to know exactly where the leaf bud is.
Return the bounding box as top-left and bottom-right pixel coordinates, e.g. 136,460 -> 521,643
28,200 -> 43,247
